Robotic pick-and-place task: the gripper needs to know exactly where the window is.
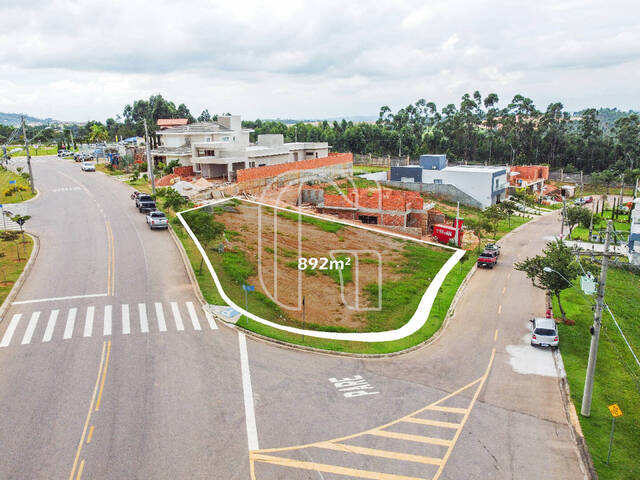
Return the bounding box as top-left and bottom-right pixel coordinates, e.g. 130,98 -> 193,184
434,179 -> 443,184
222,136 -> 230,141
205,137 -> 211,142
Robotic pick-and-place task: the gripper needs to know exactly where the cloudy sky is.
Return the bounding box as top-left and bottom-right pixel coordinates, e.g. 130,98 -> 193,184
1,0 -> 639,122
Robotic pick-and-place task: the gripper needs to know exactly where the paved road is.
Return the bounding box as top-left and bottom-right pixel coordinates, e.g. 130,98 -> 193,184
0,157 -> 584,479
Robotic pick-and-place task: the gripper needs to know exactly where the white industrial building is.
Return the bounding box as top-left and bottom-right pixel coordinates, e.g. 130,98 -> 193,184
151,115 -> 329,180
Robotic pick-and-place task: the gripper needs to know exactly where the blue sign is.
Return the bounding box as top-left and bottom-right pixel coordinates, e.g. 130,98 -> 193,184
242,285 -> 255,292
8,180 -> 15,185
222,307 -> 240,318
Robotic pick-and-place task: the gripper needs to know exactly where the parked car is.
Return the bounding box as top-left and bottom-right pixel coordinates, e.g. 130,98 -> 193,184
477,250 -> 498,269
138,199 -> 157,213
530,317 -> 559,348
131,191 -> 142,201
81,161 -> 95,172
583,196 -> 593,204
135,194 -> 153,208
484,243 -> 500,256
146,211 -> 168,229
58,149 -> 72,157
574,197 -> 586,205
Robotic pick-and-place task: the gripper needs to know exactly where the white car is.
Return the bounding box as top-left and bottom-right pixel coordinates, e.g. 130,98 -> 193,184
81,161 -> 95,172
530,317 -> 559,348
146,211 -> 168,230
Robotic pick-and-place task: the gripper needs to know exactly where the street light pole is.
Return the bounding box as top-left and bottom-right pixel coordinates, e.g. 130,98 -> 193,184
143,118 -> 156,195
21,117 -> 36,194
560,197 -> 567,238
581,220 -> 613,417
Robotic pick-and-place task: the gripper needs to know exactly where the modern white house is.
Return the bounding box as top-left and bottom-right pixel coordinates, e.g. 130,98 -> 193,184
390,155 -> 508,209
151,115 -> 329,180
628,198 -> 640,265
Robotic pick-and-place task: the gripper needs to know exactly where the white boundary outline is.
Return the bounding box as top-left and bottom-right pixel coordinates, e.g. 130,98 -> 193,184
177,197 -> 465,342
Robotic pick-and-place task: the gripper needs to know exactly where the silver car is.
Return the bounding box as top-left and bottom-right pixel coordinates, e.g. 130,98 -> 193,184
530,317 -> 559,348
81,161 -> 96,172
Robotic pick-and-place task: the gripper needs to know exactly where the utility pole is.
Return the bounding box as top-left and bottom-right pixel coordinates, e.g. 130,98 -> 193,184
21,117 -> 36,194
581,220 -> 613,417
398,133 -> 402,158
560,197 -> 567,238
454,202 -> 460,247
618,173 -> 624,211
143,118 -> 156,195
70,129 -> 76,152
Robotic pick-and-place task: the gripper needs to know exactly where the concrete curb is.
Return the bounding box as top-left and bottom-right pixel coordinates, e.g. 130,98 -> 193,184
0,232 -> 39,323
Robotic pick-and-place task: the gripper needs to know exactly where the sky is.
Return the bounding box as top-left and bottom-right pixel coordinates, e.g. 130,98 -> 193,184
1,0 -> 639,122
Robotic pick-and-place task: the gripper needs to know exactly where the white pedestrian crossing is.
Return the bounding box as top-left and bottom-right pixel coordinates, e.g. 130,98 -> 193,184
0,301 -> 216,348
21,312 -> 40,345
63,308 -> 77,339
83,306 -> 94,337
104,305 -> 112,336
42,310 -> 58,342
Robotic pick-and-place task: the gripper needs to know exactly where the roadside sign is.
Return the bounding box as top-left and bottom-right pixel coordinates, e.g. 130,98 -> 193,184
242,285 -> 255,292
608,403 -> 623,417
9,180 -> 15,185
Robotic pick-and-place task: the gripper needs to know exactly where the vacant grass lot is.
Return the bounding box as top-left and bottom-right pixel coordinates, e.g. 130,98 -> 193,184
0,168 -> 36,203
0,235 -> 34,305
553,267 -> 640,480
570,209 -> 630,242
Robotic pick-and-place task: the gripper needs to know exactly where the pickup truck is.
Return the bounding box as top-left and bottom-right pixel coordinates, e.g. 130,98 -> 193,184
138,199 -> 157,213
146,211 -> 168,229
135,194 -> 152,208
484,243 -> 500,256
477,250 -> 498,269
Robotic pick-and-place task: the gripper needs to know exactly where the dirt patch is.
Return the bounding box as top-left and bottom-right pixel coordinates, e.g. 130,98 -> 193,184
199,201 -> 452,332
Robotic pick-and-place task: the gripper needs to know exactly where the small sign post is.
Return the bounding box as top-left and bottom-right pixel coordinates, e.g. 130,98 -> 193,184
606,403 -> 623,464
242,285 -> 255,325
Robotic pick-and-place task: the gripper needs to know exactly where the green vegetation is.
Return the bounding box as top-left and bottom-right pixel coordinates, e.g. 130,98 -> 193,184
552,267 -> 640,480
569,209 -> 631,242
0,168 -> 35,203
0,233 -> 33,305
276,209 -> 344,233
5,145 -> 58,157
353,165 -> 389,174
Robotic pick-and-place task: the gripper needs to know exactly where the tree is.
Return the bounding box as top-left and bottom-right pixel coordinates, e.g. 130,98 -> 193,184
88,124 -> 109,143
514,239 -> 582,321
163,188 -> 188,211
480,205 -> 505,238
564,206 -> 591,238
183,210 -> 225,273
0,230 -> 22,261
198,109 -> 212,122
498,200 -> 517,228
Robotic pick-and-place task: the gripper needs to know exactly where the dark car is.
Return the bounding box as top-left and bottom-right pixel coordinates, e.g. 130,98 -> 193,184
135,194 -> 153,209
138,200 -> 156,213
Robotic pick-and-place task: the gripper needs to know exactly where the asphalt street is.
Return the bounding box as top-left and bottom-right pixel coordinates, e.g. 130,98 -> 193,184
0,156 -> 585,479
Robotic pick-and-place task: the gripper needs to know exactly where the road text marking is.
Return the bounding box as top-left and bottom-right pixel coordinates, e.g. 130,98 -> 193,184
329,375 -> 379,397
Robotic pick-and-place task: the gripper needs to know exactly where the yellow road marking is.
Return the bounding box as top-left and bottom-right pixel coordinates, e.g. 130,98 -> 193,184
315,441 -> 443,466
370,430 -> 452,446
68,342 -> 106,480
424,405 -> 467,414
432,348 -> 496,480
76,459 -> 85,480
86,426 -> 94,444
402,417 -> 460,429
95,340 -> 111,412
251,454 -> 426,480
494,329 -> 499,341
502,287 -> 506,294
498,304 -> 502,315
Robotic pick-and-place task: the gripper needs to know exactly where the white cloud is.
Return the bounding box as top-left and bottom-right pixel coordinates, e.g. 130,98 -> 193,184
0,0 -> 638,120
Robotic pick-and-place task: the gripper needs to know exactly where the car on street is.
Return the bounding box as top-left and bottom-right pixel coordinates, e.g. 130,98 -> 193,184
146,211 -> 168,229
574,196 -> 592,206
530,317 -> 559,348
135,194 -> 153,208
477,250 -> 498,269
81,161 -> 95,172
58,149 -> 72,157
138,198 -> 157,213
484,243 -> 500,256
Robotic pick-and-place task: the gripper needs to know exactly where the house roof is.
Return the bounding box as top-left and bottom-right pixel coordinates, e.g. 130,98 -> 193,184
150,146 -> 192,156
157,118 -> 188,128
157,122 -> 231,134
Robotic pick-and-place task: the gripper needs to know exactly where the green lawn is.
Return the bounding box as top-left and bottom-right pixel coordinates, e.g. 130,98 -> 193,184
0,168 -> 36,203
6,145 -> 59,157
0,235 -> 33,305
552,267 -> 640,480
353,165 -> 390,174
569,209 -> 630,242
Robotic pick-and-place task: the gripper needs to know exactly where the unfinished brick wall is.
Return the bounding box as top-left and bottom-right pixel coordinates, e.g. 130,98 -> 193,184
236,153 -> 353,182
509,165 -> 549,185
324,188 -> 424,212
174,166 -> 194,177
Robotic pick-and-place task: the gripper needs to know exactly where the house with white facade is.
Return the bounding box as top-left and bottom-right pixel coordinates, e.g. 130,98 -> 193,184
390,154 -> 508,209
151,115 -> 329,180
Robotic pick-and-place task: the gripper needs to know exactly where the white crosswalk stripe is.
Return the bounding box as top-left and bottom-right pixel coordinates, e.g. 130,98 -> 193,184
42,310 -> 58,342
0,301 -> 214,347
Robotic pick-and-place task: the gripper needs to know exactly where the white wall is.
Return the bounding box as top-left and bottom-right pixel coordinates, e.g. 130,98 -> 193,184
422,169 -> 496,208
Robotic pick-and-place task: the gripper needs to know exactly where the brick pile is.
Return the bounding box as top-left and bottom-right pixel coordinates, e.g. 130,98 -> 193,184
236,153 -> 353,182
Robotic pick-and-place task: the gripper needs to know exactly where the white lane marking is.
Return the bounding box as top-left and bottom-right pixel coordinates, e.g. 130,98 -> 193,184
138,304 -> 149,333
239,332 -> 259,451
171,302 -> 184,331
83,306 -> 94,337
63,308 -> 77,339
42,310 -> 58,342
0,314 -> 21,347
186,302 -> 201,331
203,307 -> 218,330
104,305 -> 112,336
122,304 -> 130,335
155,303 -> 167,332
12,293 -> 108,305
21,312 -> 40,345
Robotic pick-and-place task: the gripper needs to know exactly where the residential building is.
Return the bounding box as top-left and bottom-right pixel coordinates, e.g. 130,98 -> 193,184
151,115 -> 329,180
508,165 -> 549,192
390,155 -> 508,209
157,118 -> 188,129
